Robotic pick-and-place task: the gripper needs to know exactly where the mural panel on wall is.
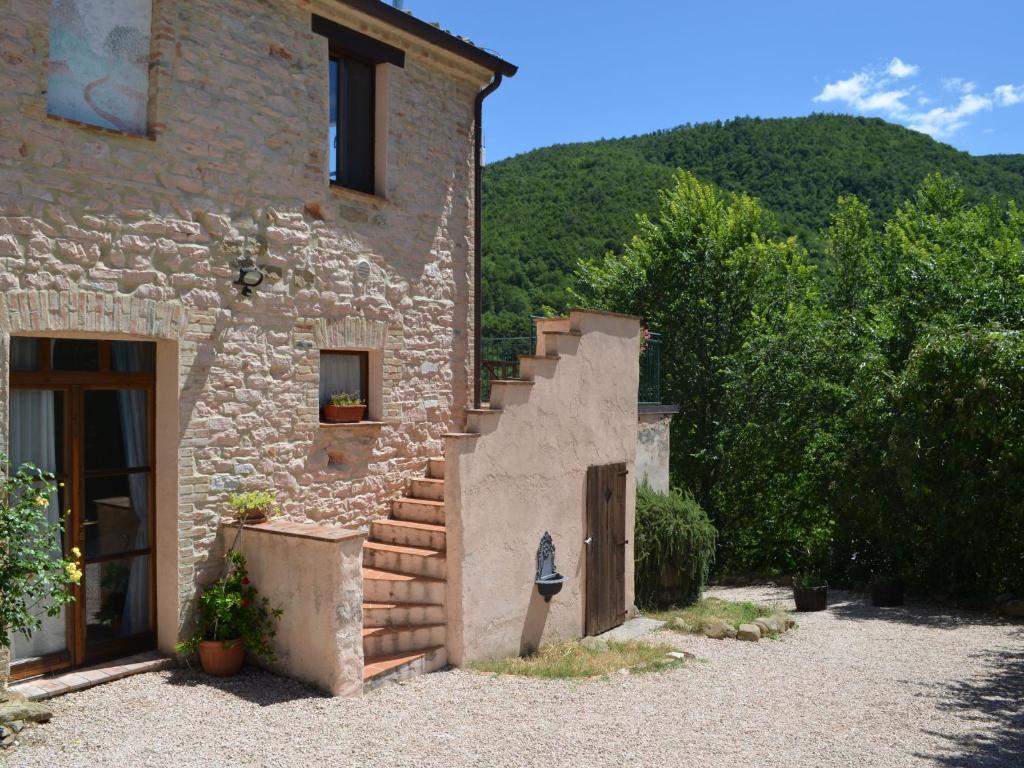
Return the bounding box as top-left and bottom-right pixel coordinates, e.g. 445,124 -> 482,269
47,0 -> 153,135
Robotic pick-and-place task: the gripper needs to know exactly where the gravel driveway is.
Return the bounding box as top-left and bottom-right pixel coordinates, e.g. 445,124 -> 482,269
7,586 -> 1023,768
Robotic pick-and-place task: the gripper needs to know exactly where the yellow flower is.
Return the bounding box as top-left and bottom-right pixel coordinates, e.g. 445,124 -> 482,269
64,561 -> 82,585
71,546 -> 81,559
36,495 -> 49,507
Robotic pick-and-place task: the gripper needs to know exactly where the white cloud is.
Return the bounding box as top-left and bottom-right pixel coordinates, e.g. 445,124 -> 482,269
907,94 -> 993,139
813,60 -> 1023,140
887,57 -> 918,78
995,84 -> 1024,106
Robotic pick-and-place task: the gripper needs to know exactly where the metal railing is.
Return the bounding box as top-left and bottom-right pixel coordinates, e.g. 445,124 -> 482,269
480,330 -> 662,405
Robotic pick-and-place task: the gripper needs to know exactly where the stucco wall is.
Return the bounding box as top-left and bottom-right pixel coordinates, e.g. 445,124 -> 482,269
444,310 -> 641,665
228,521 -> 366,697
636,412 -> 673,493
0,0 -> 494,648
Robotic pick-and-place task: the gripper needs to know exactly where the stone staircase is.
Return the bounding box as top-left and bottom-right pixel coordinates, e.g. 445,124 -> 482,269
361,457 -> 449,690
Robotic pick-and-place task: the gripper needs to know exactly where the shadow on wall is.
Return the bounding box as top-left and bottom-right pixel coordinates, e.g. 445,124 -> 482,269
519,591 -> 550,656
923,642 -> 1024,767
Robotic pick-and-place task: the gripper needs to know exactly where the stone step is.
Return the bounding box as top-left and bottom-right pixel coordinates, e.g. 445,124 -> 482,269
362,624 -> 446,657
534,318 -> 571,354
465,407 -> 501,434
363,541 -> 446,579
362,567 -> 446,605
370,518 -> 446,550
363,601 -> 446,628
363,646 -> 447,691
541,330 -> 582,357
427,457 -> 445,480
409,477 -> 445,502
488,379 -> 534,409
391,497 -> 445,525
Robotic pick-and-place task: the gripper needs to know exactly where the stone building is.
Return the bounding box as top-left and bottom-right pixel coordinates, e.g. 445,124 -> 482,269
2,0 -> 644,696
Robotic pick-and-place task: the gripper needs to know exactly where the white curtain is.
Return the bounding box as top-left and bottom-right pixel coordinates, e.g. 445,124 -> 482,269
9,340 -> 67,660
111,343 -> 150,636
320,353 -> 363,406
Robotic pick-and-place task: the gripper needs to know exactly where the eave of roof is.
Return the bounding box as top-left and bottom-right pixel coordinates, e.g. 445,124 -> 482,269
334,0 -> 518,77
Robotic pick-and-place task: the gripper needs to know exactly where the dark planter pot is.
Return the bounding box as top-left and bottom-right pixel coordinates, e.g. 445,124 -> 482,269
536,574 -> 566,603
322,404 -> 367,424
237,508 -> 269,525
871,577 -> 904,607
793,585 -> 828,612
198,639 -> 245,677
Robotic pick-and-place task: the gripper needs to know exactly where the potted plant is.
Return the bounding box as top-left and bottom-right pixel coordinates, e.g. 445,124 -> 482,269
792,572 -> 828,612
176,549 -> 282,677
228,490 -> 277,525
322,392 -> 367,424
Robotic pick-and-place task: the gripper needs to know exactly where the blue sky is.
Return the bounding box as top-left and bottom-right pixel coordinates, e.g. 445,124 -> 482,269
402,0 -> 1024,162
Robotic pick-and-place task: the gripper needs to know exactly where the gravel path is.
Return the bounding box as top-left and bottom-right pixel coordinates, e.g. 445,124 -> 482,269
7,586 -> 1022,768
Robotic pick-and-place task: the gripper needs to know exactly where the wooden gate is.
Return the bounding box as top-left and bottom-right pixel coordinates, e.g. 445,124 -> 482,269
585,462 -> 628,636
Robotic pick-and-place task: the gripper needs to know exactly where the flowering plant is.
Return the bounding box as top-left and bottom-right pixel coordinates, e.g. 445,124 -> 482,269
176,549 -> 282,662
0,454 -> 82,650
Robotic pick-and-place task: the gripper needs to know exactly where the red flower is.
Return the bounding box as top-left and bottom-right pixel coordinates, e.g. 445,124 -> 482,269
242,577 -> 250,585
242,599 -> 250,608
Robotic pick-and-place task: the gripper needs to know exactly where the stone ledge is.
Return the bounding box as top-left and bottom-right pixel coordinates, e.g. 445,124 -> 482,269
226,519 -> 366,544
319,421 -> 387,431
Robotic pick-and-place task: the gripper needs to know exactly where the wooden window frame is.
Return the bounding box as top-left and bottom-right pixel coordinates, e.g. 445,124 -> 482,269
330,50 -> 377,195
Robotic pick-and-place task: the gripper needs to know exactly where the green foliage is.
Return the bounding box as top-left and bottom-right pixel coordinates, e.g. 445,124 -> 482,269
633,483 -> 717,608
329,392 -> 363,406
578,169 -> 1024,602
227,490 -> 278,518
483,114 -> 1024,336
0,454 -> 82,649
177,549 -> 283,661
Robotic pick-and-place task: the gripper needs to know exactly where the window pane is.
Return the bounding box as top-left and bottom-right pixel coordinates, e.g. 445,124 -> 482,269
110,341 -> 156,372
84,555 -> 152,645
320,352 -> 365,407
343,58 -> 375,193
9,389 -> 64,477
84,474 -> 150,559
84,389 -> 149,472
329,57 -> 339,183
10,337 -> 39,371
51,339 -> 100,371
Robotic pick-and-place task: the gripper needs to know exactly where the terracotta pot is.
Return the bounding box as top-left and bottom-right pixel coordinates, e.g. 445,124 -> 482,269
237,508 -> 268,525
198,639 -> 245,677
322,404 -> 366,424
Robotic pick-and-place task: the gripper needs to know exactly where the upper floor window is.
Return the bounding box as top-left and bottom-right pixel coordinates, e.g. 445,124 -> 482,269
312,14 -> 405,197
330,54 -> 376,194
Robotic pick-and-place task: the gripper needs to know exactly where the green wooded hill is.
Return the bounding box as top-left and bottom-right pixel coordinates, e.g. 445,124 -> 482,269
481,114 -> 1024,336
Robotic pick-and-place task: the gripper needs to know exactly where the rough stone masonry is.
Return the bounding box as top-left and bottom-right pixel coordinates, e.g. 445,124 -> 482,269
0,0 -> 498,643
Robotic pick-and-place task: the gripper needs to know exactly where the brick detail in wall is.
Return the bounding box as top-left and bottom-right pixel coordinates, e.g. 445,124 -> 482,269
0,289 -> 189,339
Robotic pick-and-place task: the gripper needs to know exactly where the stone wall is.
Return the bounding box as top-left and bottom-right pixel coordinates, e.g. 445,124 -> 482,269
444,310 -> 641,665
0,0 -> 495,648
636,410 -> 675,493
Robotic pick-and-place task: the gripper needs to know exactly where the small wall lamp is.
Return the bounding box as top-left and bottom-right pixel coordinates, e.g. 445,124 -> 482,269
234,264 -> 265,296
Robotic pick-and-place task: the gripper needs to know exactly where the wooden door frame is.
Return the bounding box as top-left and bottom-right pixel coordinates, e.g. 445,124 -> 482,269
8,337 -> 157,680
585,462 -> 628,637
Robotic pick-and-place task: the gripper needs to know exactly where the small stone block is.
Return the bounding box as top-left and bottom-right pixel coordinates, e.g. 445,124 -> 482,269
737,623 -> 761,641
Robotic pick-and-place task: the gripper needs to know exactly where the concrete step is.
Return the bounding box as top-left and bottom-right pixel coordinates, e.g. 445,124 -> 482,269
409,477 -> 444,502
534,318 -> 571,354
427,457 -> 445,480
518,354 -> 559,381
362,567 -> 446,605
391,497 -> 445,525
363,541 -> 446,579
370,518 -> 446,550
465,407 -> 501,434
363,646 -> 447,690
488,379 -> 534,409
542,330 -> 582,356
362,624 -> 446,657
363,601 -> 446,628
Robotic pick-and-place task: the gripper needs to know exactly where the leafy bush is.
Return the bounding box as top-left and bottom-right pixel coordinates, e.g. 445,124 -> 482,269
227,490 -> 278,519
177,550 -> 282,661
634,484 -> 717,608
0,454 -> 83,649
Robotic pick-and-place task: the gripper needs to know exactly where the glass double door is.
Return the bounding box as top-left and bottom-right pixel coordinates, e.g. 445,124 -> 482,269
9,338 -> 156,680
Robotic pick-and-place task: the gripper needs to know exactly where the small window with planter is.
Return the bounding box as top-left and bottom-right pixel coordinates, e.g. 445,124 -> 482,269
320,351 -> 369,424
